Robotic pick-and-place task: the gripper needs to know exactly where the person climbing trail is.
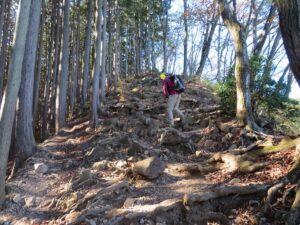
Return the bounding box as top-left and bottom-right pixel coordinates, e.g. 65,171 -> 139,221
160,73 -> 185,126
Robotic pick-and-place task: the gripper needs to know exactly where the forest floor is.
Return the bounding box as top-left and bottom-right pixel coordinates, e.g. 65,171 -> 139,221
0,74 -> 300,225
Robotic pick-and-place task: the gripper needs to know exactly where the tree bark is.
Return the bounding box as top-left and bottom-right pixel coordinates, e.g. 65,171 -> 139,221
0,0 -> 32,207
217,0 -> 260,130
32,0 -> 45,125
15,0 -> 42,163
56,0 -> 70,132
196,14 -> 219,77
183,0 -> 188,77
101,0 -> 107,103
90,0 -> 103,128
274,0 -> 300,87
0,0 -> 10,106
0,0 -> 6,45
82,0 -> 93,107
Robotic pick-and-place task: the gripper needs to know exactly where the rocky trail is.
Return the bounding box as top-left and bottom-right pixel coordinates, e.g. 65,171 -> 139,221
1,74 -> 299,225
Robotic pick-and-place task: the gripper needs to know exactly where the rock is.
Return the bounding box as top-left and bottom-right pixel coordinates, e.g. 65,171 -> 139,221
229,144 -> 237,150
123,197 -> 137,208
24,196 -> 35,207
87,145 -> 111,160
127,157 -> 135,162
195,150 -> 202,157
119,136 -> 132,145
159,128 -> 187,146
128,142 -> 143,156
34,163 -> 48,174
116,160 -> 127,169
133,156 -> 165,179
217,122 -> 230,132
204,140 -> 216,149
198,119 -> 209,128
230,127 -> 240,134
13,194 -> 23,204
228,178 -> 241,184
92,160 -> 108,170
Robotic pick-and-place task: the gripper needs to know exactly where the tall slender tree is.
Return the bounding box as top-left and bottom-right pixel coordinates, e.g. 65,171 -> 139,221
15,0 -> 43,164
56,0 -> 70,132
0,0 -> 32,207
217,0 -> 260,130
90,0 -> 103,128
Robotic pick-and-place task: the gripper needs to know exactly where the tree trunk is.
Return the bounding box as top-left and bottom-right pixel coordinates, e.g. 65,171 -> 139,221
0,0 -> 7,45
15,0 -> 42,164
33,0 -> 45,125
90,0 -> 103,129
101,0 -> 107,103
274,0 -> 300,87
114,2 -> 120,84
0,0 -> 10,106
0,0 -> 32,207
55,0 -> 70,132
162,0 -> 170,72
82,0 -> 93,107
217,0 -> 260,130
183,0 -> 188,77
196,14 -> 219,77
107,0 -> 113,86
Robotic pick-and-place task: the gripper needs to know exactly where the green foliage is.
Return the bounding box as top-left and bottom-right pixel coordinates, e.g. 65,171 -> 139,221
250,55 -> 290,113
215,72 -> 236,116
214,55 -> 299,135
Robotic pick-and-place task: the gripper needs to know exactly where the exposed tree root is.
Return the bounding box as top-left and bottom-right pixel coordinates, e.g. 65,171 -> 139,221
183,183 -> 269,205
264,182 -> 285,216
105,198 -> 182,220
74,181 -> 129,211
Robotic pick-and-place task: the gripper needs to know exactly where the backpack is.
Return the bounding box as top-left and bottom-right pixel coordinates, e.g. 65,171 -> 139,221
171,75 -> 185,93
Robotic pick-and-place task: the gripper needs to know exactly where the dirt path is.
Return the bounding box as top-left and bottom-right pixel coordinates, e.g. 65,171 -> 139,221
0,75 -> 298,225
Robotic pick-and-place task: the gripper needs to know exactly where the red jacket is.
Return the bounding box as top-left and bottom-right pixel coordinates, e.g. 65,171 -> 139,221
163,77 -> 179,98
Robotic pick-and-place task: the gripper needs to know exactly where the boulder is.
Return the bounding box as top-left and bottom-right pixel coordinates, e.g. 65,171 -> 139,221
159,128 -> 188,146
34,163 -> 48,174
133,156 -> 165,179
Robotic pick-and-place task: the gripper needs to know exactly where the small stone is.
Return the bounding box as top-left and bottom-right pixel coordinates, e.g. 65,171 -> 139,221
229,178 -> 241,184
116,160 -> 127,169
144,150 -> 149,155
133,156 -> 165,179
24,196 -> 35,207
85,127 -> 93,133
34,163 -> 48,174
13,194 -> 23,204
92,160 -> 108,170
123,198 -> 137,208
230,127 -> 240,134
127,157 -> 135,162
65,159 -> 73,168
229,144 -> 237,150
139,218 -> 145,224
195,150 -> 202,157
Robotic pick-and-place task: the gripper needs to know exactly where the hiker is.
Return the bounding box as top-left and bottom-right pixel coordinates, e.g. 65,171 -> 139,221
160,73 -> 185,126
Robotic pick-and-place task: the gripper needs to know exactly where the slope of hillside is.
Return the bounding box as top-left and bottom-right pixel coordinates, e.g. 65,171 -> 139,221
0,74 -> 299,225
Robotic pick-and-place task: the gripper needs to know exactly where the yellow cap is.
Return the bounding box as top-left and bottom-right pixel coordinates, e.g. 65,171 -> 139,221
160,73 -> 166,80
